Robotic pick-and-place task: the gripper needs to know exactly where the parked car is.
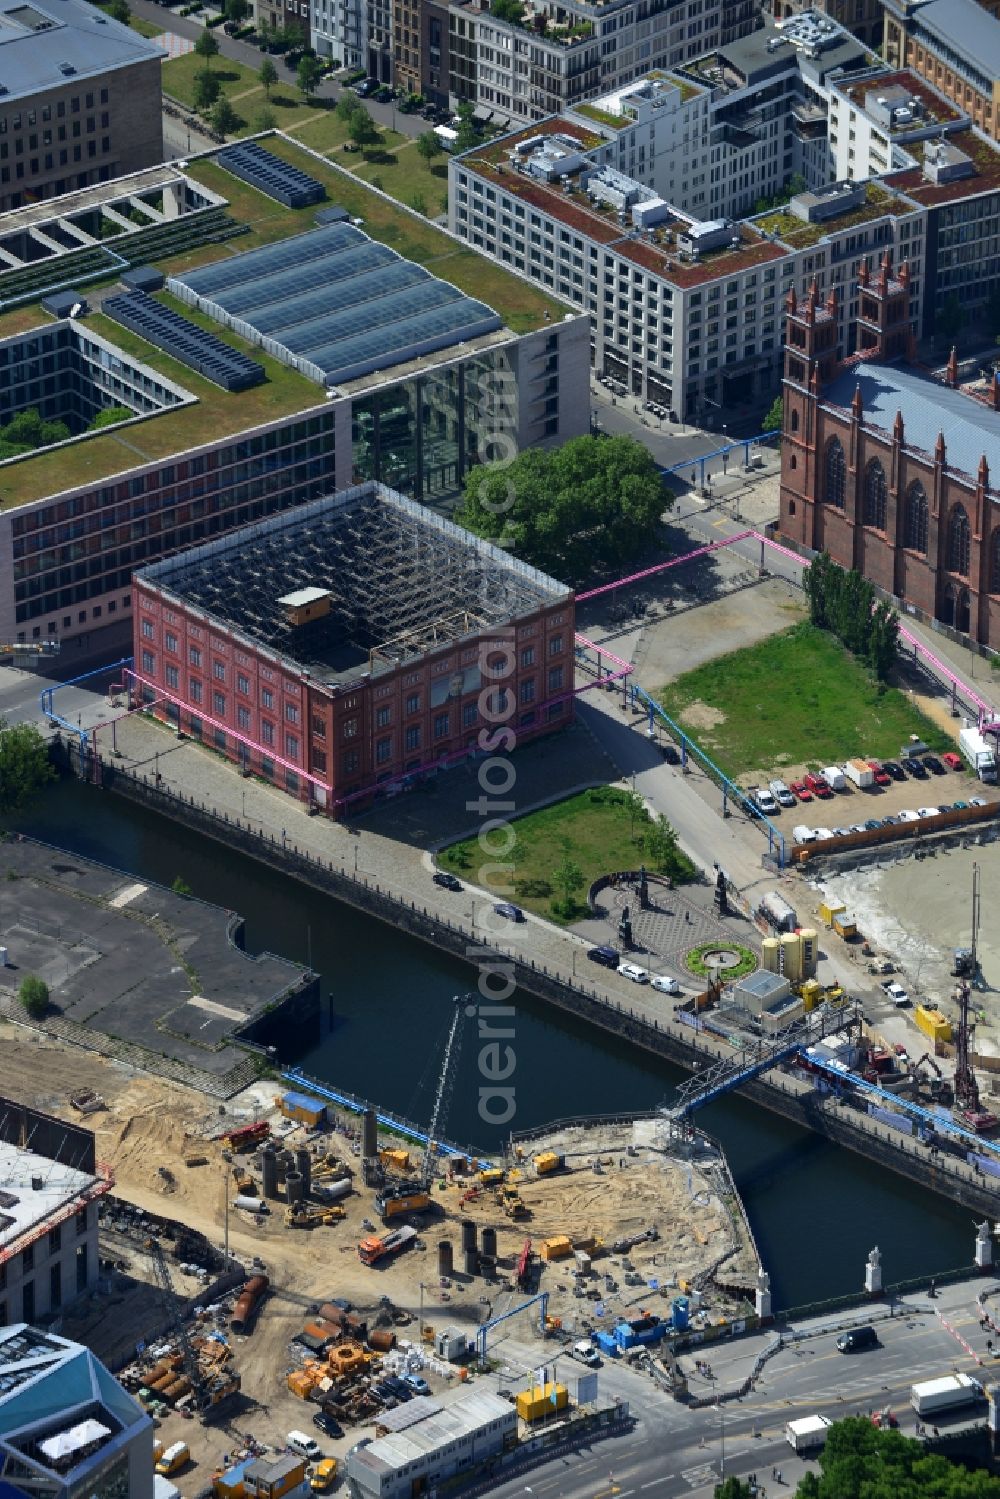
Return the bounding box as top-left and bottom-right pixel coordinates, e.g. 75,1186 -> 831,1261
813,827 -> 835,840
902,756 -> 928,779
897,808 -> 920,822
751,786 -> 779,815
792,824 -> 816,843
953,800 -> 969,811
882,980 -> 910,1006
803,772 -> 833,799
587,945 -> 619,968
789,780 -> 813,802
493,902 -> 525,922
651,974 -> 682,995
402,1374 -> 431,1396
433,871 -> 462,891
383,1377 -> 413,1400
769,779 -> 796,808
354,77 -> 378,96
942,752 -> 963,770
863,819 -> 882,831
837,1325 -> 878,1353
831,826 -> 851,837
618,962 -> 650,984
970,796 -> 988,807
313,1411 -> 343,1439
938,805 -> 953,815
867,759 -> 891,786
882,760 -> 905,781
917,806 -> 941,819
924,755 -> 945,775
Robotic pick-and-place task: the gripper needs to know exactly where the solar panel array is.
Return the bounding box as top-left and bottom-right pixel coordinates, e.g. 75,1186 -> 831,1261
216,142 -> 326,209
167,223 -> 504,388
101,290 -> 265,392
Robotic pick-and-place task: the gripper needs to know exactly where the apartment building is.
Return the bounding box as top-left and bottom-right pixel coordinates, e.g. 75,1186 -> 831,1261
0,0 -> 163,213
450,66 -> 927,418
826,67 -> 967,181
882,0 -> 1000,143
768,0 -> 883,51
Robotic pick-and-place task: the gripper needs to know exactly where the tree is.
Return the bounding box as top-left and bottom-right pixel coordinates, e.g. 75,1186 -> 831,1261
762,394 -> 784,433
89,405 -> 132,430
935,291 -> 965,345
492,0 -> 525,19
803,551 -> 899,682
210,96 -> 239,135
640,815 -> 689,879
551,847 -> 584,916
194,27 -> 220,66
18,975 -> 49,1019
713,1481 -> 754,1499
258,56 -> 278,99
106,0 -> 131,24
458,433 -> 670,578
193,67 -> 221,111
416,130 -> 443,164
454,100 -> 478,151
410,191 -> 427,215
297,53 -> 323,99
255,106 -> 277,132
808,1416 -> 1000,1499
348,106 -> 378,148
225,0 -> 249,21
171,876 -> 193,896
0,718 -> 55,818
336,92 -> 362,123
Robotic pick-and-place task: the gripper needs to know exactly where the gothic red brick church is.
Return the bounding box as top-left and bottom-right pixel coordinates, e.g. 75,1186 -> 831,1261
778,252 -> 1000,648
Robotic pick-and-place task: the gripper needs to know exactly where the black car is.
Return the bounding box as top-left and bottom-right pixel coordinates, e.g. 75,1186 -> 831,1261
863,819 -> 882,831
494,902 -> 525,922
882,760 -> 905,781
384,1376 -> 413,1400
313,1411 -> 343,1438
924,755 -> 945,775
354,78 -> 378,97
587,944 -> 619,968
837,1324 -> 878,1353
903,756 -> 928,779
661,743 -> 681,765
433,871 -> 462,892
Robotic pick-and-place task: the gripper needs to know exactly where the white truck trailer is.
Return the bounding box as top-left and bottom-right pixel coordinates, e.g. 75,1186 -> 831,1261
785,1415 -> 832,1452
844,758 -> 874,789
958,725 -> 997,783
910,1373 -> 983,1417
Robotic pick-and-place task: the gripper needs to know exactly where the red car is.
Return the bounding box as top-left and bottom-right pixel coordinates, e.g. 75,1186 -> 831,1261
804,772 -> 833,799
942,752 -> 962,771
867,759 -> 891,786
789,779 -> 813,802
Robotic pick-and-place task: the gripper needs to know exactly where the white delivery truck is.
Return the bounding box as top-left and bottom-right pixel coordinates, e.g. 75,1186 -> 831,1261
785,1415 -> 832,1452
844,758 -> 874,790
821,765 -> 847,792
911,1373 -> 983,1417
958,725 -> 998,783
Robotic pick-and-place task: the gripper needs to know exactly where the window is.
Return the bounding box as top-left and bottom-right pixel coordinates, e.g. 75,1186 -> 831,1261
825,437 -> 846,508
520,678 -> 535,703
213,660 -> 226,681
376,736 -> 392,764
948,503 -> 971,575
237,674 -> 250,696
189,645 -> 201,667
312,714 -> 326,738
342,717 -> 358,739
285,702 -> 299,724
312,747 -> 327,773
434,711 -> 450,739
164,632 -> 177,654
343,750 -> 360,774
141,618 -> 154,639
237,706 -> 251,731
864,459 -> 887,530
549,634 -> 563,656
213,691 -> 226,716
285,733 -> 299,760
406,693 -> 421,714
991,530 -> 1000,594
405,724 -> 421,751
904,481 -> 928,552
790,407 -> 799,433
165,665 -> 179,690
261,719 -> 274,746
141,650 -> 154,674
261,688 -> 274,710
190,678 -> 202,704
520,646 -> 535,667
462,702 -> 478,728
376,706 -> 391,728
548,665 -> 564,692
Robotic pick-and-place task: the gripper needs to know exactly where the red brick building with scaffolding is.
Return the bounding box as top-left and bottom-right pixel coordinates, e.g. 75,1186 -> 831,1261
778,251 -> 1000,648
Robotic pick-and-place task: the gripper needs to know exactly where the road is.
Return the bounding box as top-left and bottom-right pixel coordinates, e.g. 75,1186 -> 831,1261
481,1280 -> 1000,1499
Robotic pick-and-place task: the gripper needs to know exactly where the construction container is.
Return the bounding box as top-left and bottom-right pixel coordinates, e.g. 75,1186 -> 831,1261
540,1236 -> 572,1262
516,1383 -> 568,1422
438,1240 -> 454,1276
285,1171 -> 305,1206
832,911 -> 858,940
534,1152 -> 563,1175
295,1146 -> 312,1196
261,1146 -> 278,1200
460,1219 -> 476,1251
780,933 -> 803,982
367,1327 -> 396,1353
800,928 -> 818,977
479,1167 -> 504,1187
761,937 -> 780,973
481,1226 -> 498,1259
435,1327 -> 468,1361
799,978 -> 822,1012
574,1250 -> 591,1274
916,1006 -> 953,1043
672,1296 -> 690,1330
362,1108 -> 378,1158
287,1369 -> 317,1399
819,898 -> 846,927
463,1247 -> 479,1277
279,1091 -> 327,1128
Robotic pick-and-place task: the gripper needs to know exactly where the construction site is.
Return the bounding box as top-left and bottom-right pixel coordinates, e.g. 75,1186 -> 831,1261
0,1012 -> 758,1492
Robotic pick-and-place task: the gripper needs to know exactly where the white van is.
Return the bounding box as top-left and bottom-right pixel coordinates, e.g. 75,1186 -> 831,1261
287,1430 -> 322,1461
792,825 -> 816,844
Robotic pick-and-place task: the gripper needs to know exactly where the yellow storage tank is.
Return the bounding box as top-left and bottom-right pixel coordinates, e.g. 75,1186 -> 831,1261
761,937 -> 780,974
780,933 -> 803,983
516,1383 -> 569,1421
540,1236 -> 572,1261
832,912 -> 857,939
800,928 -> 818,977
799,977 -> 822,1012
915,1005 -> 953,1043
819,899 -> 846,926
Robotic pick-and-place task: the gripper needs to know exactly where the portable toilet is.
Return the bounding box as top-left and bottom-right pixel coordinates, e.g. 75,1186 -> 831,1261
761,937 -> 780,974
671,1296 -> 690,1331
800,928 -> 818,977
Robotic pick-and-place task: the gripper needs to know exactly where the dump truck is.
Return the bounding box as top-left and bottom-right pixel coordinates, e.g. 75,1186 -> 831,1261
358,1224 -> 418,1266
959,725 -> 997,783
785,1415 -> 832,1452
911,1373 -> 983,1416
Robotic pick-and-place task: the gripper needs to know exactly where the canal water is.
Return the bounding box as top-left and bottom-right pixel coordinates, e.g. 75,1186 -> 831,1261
16,780 -> 971,1307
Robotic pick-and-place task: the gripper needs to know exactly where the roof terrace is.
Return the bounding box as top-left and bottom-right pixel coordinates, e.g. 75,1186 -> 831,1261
885,127 -> 1000,205
835,68 -> 965,135
753,179 -> 917,249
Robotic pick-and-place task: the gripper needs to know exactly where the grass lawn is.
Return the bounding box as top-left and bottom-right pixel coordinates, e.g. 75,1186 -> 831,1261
656,622 -> 952,782
162,52 -> 260,109
438,786 -> 695,925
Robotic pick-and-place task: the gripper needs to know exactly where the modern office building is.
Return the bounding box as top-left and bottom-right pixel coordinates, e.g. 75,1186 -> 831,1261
449,79 -> 927,419
0,1099 -> 110,1327
132,482 -> 575,814
0,137 -> 588,652
778,253 -> 1000,647
826,67 -> 967,182
346,1392 -> 517,1499
0,0 -> 163,214
767,0 -> 883,51
0,1324 -> 154,1499
881,0 -> 1000,144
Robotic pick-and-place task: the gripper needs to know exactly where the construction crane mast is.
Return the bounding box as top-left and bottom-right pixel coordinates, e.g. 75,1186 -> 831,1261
419,993 -> 467,1189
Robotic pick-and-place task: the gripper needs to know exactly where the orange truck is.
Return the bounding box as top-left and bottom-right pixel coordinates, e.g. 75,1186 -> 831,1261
358,1225 -> 418,1266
